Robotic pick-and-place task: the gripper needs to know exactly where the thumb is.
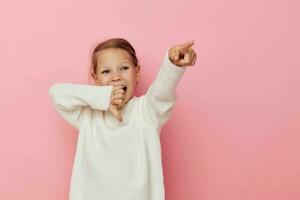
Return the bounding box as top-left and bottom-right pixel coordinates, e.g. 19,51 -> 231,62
109,105 -> 123,122
174,53 -> 179,61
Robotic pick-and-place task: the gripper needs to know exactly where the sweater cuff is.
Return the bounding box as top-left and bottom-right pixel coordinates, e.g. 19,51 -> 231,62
91,85 -> 113,111
162,47 -> 187,81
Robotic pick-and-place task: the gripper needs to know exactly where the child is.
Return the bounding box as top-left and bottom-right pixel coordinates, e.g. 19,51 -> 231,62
49,38 -> 197,200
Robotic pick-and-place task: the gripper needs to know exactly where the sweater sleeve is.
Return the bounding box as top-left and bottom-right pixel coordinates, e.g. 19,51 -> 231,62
48,83 -> 113,130
144,48 -> 187,129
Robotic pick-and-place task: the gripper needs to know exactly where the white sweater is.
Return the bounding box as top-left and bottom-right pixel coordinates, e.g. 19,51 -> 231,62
48,48 -> 187,200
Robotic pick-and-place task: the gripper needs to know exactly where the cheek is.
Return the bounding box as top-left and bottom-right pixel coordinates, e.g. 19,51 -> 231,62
128,71 -> 138,81
98,77 -> 109,85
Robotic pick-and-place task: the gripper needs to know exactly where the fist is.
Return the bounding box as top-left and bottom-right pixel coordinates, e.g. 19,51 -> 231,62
108,85 -> 126,122
168,40 -> 197,67
110,85 -> 126,108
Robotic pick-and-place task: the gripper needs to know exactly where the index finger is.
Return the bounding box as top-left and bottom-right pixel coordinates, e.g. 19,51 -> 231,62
113,85 -> 123,89
179,40 -> 195,50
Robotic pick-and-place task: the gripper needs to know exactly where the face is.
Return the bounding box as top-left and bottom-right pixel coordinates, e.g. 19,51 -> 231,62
92,48 -> 140,108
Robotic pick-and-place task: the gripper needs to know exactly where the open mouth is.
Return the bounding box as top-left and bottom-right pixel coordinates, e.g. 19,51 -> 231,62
122,86 -> 127,92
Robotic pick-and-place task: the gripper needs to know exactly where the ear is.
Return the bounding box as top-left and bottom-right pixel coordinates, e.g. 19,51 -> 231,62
135,65 -> 140,82
91,72 -> 96,81
91,72 -> 100,85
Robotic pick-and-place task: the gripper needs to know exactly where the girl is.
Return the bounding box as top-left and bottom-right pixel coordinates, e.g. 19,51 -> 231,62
49,38 -> 197,200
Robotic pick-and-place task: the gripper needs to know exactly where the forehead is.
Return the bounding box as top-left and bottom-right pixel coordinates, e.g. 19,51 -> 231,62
96,48 -> 132,66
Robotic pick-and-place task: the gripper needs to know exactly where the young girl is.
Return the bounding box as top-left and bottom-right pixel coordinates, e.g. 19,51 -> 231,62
49,38 -> 197,200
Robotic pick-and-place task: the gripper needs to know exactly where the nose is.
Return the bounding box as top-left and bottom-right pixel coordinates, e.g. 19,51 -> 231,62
110,72 -> 122,84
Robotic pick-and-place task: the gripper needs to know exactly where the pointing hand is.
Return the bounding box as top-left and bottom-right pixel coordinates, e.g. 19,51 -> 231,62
168,40 -> 197,67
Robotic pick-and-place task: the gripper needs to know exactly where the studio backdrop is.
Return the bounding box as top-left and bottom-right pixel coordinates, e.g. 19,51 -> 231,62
0,0 -> 299,199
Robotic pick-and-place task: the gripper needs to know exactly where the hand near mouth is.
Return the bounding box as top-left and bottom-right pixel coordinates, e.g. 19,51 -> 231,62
108,85 -> 126,122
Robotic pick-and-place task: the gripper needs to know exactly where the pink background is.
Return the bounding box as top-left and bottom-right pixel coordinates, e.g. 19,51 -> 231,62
0,0 -> 299,199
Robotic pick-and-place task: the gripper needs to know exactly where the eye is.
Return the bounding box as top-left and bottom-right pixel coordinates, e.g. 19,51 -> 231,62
121,65 -> 129,70
101,70 -> 110,74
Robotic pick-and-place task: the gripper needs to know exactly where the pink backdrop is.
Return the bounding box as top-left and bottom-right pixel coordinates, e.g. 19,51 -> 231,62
0,0 -> 299,199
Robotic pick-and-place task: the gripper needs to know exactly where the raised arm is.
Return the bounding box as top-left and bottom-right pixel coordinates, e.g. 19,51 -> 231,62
144,41 -> 197,129
48,83 -> 113,130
